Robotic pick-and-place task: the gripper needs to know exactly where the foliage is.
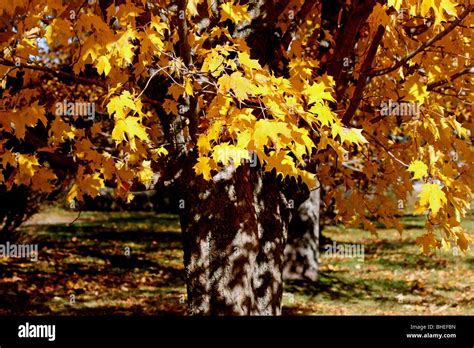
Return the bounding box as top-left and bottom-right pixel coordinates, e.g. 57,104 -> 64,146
0,0 -> 472,253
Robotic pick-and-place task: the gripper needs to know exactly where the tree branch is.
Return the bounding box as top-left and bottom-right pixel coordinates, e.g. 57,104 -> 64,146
427,65 -> 474,91
177,0 -> 199,145
0,58 -> 107,89
370,4 -> 473,77
326,0 -> 378,99
281,0 -> 320,50
342,25 -> 385,125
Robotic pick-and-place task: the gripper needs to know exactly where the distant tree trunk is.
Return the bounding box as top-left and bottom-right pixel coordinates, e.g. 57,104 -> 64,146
176,160 -> 305,315
283,185 -> 321,281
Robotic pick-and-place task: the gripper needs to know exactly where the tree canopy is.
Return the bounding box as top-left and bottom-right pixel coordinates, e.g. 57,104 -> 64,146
0,0 -> 472,255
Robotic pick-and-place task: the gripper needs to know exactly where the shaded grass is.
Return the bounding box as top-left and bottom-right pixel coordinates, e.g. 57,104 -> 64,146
0,210 -> 186,316
0,208 -> 472,315
283,215 -> 474,315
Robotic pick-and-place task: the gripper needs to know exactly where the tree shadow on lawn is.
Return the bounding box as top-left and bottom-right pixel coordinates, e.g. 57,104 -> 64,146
283,273 -> 423,315
464,257 -> 474,270
284,272 -> 411,301
0,216 -> 186,315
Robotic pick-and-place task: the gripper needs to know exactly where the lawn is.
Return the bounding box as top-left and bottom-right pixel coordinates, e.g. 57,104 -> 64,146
0,208 -> 472,315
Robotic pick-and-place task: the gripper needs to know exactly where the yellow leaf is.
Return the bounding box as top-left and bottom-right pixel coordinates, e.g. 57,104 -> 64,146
456,230 -> 469,252
335,126 -> 368,146
107,91 -> 136,120
185,78 -> 194,96
96,55 -> 111,76
67,183 -> 80,203
10,102 -> 47,140
218,72 -> 255,100
137,160 -> 154,185
220,2 -> 251,23
408,160 -> 428,180
306,81 -> 335,105
308,102 -> 335,127
112,29 -> 137,65
112,117 -> 149,151
387,0 -> 403,11
238,51 -> 261,71
368,3 -> 391,28
202,52 -> 226,77
416,183 -> 447,216
151,146 -> 169,159
15,154 -> 39,185
81,173 -> 105,198
194,156 -> 213,180
187,0 -> 200,17
253,120 -> 292,149
211,143 -> 250,168
404,74 -> 428,105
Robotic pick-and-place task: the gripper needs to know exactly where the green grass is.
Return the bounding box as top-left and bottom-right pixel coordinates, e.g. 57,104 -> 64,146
283,215 -> 474,315
0,208 -> 472,315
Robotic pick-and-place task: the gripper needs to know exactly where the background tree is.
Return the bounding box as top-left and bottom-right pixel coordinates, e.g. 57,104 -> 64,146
0,0 -> 472,315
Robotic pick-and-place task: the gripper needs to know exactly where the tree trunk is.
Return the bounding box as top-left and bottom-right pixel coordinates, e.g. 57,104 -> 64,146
283,185 -> 321,282
176,160 -> 303,315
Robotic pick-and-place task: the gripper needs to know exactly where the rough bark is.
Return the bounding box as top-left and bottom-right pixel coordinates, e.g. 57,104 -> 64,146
283,185 -> 321,282
176,159 -> 305,315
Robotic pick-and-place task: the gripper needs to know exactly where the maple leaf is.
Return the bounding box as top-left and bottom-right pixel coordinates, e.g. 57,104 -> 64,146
416,183 -> 447,216
218,72 -> 255,100
408,160 -> 428,180
387,0 -> 403,11
187,0 -> 201,17
238,51 -> 261,71
309,102 -> 335,127
31,168 -> 57,192
67,183 -> 81,203
420,0 -> 458,26
185,78 -> 194,96
368,3 -> 391,28
252,120 -> 292,149
112,29 -> 137,65
137,160 -> 154,186
151,147 -> 169,160
306,81 -> 335,105
112,117 -> 149,151
416,233 -> 440,254
404,74 -> 428,105
220,2 -> 251,24
202,52 -> 226,77
107,91 -> 137,120
334,126 -> 368,147
96,55 -> 112,76
15,154 -> 40,186
194,157 -> 213,180
211,143 -> 250,168
10,102 -> 47,140
81,173 -> 105,198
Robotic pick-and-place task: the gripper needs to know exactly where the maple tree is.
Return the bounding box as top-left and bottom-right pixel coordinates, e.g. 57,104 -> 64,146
0,0 -> 472,314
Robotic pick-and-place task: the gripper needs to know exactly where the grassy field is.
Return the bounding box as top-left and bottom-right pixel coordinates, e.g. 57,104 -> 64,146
0,208 -> 472,315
